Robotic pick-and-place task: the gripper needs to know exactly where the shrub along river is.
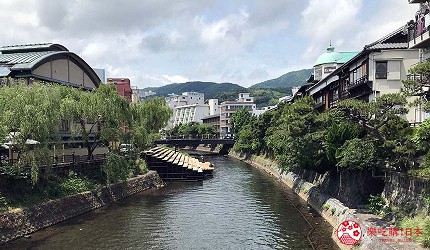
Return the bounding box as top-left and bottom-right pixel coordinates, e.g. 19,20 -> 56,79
4,154 -> 337,250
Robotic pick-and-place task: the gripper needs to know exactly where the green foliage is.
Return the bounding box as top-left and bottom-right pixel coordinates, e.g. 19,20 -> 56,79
366,194 -> 386,215
130,97 -> 172,150
60,172 -> 98,196
402,61 -> 430,112
399,212 -> 430,248
135,158 -> 148,174
264,97 -> 323,171
330,207 -> 336,215
336,138 -> 377,170
166,122 -> 216,139
61,84 -> 131,158
102,153 -> 133,184
323,203 -> 330,210
230,108 -> 253,135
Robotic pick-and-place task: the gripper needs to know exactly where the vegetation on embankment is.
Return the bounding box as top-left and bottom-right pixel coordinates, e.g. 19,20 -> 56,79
230,61 -> 430,247
0,79 -> 171,212
163,122 -> 216,139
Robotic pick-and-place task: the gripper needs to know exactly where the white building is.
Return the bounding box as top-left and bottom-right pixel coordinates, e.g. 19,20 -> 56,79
173,104 -> 210,126
131,86 -> 140,103
139,90 -> 156,100
172,98 -> 220,126
166,92 -> 205,128
220,93 -> 257,137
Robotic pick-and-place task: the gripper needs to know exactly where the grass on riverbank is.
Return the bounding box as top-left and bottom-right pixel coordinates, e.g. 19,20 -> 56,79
0,157 -> 150,213
398,212 -> 430,248
0,172 -> 103,212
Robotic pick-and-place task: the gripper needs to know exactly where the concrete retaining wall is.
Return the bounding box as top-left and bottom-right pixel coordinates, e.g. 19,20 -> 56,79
0,171 -> 164,245
229,152 -> 425,250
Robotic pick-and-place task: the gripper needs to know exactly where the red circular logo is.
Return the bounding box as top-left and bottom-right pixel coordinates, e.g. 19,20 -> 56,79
337,220 -> 362,246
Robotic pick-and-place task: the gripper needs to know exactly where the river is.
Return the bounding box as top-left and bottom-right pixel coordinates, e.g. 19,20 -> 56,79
4,154 -> 337,250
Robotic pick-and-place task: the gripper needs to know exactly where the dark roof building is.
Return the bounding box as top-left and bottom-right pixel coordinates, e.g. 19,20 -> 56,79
0,43 -> 101,90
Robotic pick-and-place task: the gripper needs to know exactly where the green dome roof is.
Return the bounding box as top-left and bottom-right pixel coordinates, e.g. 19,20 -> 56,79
314,46 -> 358,66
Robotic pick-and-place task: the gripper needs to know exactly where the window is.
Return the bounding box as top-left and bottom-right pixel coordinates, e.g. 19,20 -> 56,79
375,61 -> 387,79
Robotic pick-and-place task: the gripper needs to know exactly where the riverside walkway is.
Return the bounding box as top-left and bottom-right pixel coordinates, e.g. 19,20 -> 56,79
142,146 -> 214,181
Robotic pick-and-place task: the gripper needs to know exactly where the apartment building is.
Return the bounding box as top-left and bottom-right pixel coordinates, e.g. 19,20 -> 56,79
220,93 -> 256,137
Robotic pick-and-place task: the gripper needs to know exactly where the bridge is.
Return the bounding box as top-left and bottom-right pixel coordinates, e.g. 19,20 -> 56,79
153,138 -> 235,146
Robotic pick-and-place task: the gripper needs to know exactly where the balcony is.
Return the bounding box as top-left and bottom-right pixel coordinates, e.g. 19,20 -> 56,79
347,75 -> 370,91
408,15 -> 430,49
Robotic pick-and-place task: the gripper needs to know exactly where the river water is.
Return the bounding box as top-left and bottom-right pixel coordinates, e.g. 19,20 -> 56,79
4,154 -> 337,250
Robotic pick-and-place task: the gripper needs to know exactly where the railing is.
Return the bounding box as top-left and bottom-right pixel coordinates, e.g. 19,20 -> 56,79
408,15 -> 430,44
407,73 -> 427,83
1,153 -> 107,169
347,75 -> 369,90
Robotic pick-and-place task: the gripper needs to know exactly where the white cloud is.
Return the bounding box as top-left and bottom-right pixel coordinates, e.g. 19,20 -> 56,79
194,10 -> 249,45
163,75 -> 190,83
300,0 -> 363,60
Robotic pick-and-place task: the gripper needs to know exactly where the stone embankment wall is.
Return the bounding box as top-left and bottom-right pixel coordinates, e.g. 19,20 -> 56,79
383,172 -> 430,215
0,171 -> 164,245
229,152 -> 425,250
183,144 -> 222,154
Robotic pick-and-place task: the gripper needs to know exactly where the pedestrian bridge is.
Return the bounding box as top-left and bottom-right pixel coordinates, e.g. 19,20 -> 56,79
153,138 -> 234,146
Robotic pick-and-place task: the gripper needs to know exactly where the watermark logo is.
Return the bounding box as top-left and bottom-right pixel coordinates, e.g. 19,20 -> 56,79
337,220 -> 362,246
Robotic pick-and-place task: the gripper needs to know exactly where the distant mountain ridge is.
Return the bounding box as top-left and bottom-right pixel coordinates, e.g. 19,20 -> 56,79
249,68 -> 312,90
142,81 -> 247,99
141,68 -> 312,107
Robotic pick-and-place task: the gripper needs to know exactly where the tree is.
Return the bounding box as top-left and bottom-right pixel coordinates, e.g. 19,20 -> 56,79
230,107 -> 253,135
402,61 -> 430,111
61,84 -> 131,159
337,94 -> 414,171
130,97 -> 172,150
196,124 -> 216,138
0,81 -> 69,183
264,97 -> 324,171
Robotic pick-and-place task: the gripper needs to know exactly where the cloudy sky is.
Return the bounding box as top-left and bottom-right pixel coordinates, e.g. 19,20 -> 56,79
0,0 -> 417,88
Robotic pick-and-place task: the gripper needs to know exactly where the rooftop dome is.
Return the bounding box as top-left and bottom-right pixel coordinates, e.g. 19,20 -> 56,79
314,46 -> 357,66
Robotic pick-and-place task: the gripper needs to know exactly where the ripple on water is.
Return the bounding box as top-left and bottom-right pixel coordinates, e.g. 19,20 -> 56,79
4,155 -> 316,250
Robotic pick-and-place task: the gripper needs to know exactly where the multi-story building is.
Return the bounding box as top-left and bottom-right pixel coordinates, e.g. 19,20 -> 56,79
407,0 -> 430,121
202,114 -> 221,137
139,90 -> 156,100
166,92 -> 205,128
172,99 -> 220,127
107,78 -> 132,104
220,93 -> 256,137
307,27 -> 421,123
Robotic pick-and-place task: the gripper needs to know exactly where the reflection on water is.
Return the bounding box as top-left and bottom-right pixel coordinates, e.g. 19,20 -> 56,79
4,155 -> 336,250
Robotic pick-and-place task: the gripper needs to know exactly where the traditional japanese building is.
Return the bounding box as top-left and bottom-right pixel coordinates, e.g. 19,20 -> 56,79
307,28 -> 421,123
0,43 -> 101,89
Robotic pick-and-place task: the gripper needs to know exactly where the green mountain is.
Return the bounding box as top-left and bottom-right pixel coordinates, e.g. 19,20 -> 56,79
249,68 -> 312,90
141,81 -> 247,100
141,69 -> 312,107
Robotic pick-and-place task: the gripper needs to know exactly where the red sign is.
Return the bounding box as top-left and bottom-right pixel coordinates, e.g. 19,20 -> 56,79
337,220 -> 362,246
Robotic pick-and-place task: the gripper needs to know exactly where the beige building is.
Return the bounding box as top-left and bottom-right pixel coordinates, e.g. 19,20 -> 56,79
220,93 -> 256,137
0,43 -> 106,160
307,27 -> 421,123
0,43 -> 101,89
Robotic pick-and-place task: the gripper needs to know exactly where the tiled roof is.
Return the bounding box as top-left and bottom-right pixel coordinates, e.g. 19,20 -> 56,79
0,51 -> 67,70
0,43 -> 68,53
365,42 -> 408,50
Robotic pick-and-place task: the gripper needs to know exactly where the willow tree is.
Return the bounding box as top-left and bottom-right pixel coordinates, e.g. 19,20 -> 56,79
0,80 -> 65,183
60,84 -> 131,159
130,97 -> 172,150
